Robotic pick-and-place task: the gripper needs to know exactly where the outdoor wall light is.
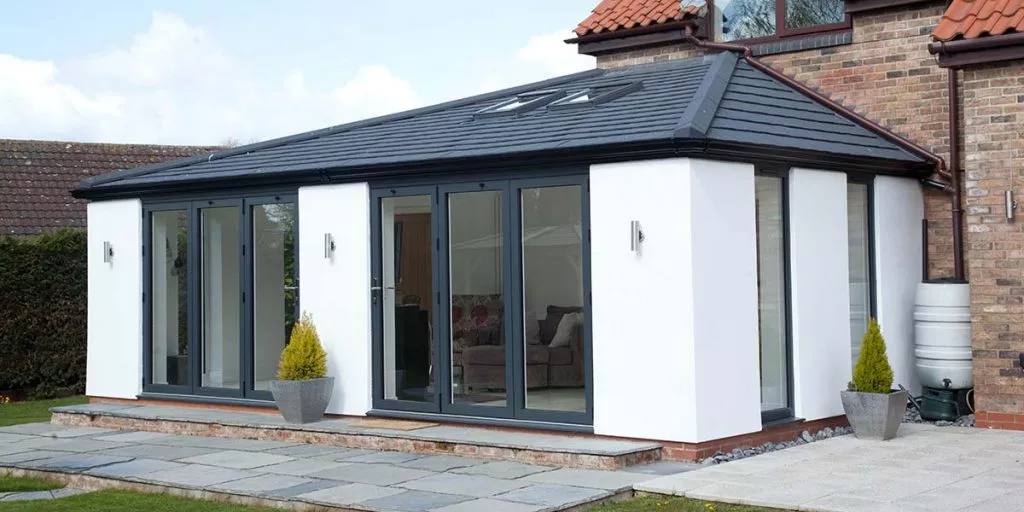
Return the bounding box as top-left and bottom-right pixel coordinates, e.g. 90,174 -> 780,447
1006,190 -> 1017,221
102,241 -> 114,263
324,233 -> 336,259
630,220 -> 645,253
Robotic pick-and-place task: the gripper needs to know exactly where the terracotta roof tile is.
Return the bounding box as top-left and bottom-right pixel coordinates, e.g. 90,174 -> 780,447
0,139 -> 215,236
575,0 -> 702,37
933,0 -> 1024,41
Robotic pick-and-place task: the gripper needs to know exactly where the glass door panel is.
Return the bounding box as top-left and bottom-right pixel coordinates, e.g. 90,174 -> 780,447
150,210 -> 190,389
520,185 -> 586,413
848,182 -> 872,368
250,202 -> 297,395
199,205 -> 243,394
381,194 -> 435,403
447,189 -> 508,409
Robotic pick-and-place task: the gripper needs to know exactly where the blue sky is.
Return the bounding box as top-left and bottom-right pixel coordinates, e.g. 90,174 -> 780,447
0,1 -> 597,144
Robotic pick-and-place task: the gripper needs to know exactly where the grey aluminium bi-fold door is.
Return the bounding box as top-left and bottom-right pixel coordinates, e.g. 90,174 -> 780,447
370,175 -> 592,426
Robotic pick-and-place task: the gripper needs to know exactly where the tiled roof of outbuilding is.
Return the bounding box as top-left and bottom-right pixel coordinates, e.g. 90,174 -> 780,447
933,0 -> 1024,41
575,0 -> 702,36
0,139 -> 215,235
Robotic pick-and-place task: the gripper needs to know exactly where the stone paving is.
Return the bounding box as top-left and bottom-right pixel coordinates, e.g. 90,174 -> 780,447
638,423 -> 1024,512
0,422 -> 698,511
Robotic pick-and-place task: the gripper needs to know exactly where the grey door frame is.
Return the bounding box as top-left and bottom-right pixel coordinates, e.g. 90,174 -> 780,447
369,173 -> 593,426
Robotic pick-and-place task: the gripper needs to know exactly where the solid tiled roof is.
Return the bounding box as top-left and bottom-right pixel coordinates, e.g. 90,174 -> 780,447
575,0 -> 702,36
0,139 -> 215,235
933,0 -> 1024,41
76,53 -> 927,199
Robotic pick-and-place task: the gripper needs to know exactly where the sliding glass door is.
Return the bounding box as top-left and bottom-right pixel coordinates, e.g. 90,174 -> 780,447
371,175 -> 591,425
143,194 -> 297,400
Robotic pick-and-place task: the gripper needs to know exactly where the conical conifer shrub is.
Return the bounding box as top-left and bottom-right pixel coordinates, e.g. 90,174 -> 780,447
277,312 -> 327,381
851,319 -> 894,394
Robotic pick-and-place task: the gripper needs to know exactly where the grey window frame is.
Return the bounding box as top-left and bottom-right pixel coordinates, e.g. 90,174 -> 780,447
756,168 -> 794,425
141,191 -> 298,401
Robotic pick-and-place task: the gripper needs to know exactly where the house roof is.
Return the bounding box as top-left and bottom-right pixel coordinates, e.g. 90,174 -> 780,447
75,52 -> 929,200
933,0 -> 1024,41
575,0 -> 702,37
0,139 -> 215,235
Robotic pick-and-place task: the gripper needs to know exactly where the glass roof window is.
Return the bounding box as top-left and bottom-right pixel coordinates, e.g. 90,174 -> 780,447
548,82 -> 643,110
474,90 -> 566,118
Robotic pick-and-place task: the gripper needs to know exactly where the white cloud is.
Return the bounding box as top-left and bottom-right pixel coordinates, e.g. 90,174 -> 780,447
0,11 -> 422,145
472,30 -> 594,96
0,14 -> 591,145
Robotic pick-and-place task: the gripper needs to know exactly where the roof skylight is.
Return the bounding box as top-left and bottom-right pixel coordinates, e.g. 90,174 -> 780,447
548,81 -> 644,110
474,90 -> 567,118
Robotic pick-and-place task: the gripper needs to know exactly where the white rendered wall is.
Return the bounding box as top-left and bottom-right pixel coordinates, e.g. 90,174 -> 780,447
873,176 -> 923,394
688,159 -> 762,442
86,200 -> 143,399
299,183 -> 372,416
590,158 -> 761,443
789,168 -> 851,420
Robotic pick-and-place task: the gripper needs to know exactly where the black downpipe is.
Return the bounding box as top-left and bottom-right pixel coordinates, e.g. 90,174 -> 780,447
922,219 -> 929,282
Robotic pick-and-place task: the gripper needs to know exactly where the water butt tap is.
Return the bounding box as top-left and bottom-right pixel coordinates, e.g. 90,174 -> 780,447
943,378 -> 952,390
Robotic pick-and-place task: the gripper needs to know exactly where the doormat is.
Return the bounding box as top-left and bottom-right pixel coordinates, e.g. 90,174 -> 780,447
349,418 -> 439,431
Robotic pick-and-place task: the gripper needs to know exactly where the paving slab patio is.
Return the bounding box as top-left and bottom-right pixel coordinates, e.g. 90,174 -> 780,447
0,421 -> 677,511
637,423 -> 1024,512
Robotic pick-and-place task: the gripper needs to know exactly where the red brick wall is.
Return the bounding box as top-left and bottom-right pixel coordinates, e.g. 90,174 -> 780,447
596,2 -> 956,279
961,60 -> 1024,418
591,2 -> 1024,423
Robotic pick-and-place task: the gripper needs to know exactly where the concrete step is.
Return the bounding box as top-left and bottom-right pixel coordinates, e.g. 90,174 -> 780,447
51,403 -> 662,470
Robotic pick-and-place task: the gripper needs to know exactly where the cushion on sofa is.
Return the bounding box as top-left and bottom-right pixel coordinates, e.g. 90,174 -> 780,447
539,305 -> 583,343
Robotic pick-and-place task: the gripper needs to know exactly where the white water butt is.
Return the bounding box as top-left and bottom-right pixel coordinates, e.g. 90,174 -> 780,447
914,280 -> 972,389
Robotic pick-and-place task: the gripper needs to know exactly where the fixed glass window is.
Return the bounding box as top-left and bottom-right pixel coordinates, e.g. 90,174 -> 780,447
150,210 -> 189,387
755,175 -> 789,414
710,0 -> 847,42
848,182 -> 873,368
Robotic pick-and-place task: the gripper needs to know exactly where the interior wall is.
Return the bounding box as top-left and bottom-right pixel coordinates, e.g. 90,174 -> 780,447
449,191 -> 502,295
86,199 -> 143,399
299,182 -> 372,415
874,175 -> 923,394
789,168 -> 851,420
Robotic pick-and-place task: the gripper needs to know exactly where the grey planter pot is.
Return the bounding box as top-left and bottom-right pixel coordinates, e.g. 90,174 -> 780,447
840,389 -> 908,441
270,377 -> 335,424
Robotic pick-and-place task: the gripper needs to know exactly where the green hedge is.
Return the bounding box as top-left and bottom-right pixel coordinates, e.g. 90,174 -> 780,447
0,230 -> 87,398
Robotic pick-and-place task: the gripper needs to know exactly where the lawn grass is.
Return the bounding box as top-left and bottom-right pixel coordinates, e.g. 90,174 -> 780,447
0,396 -> 88,427
0,490 -> 289,511
0,475 -> 64,493
595,495 -> 789,512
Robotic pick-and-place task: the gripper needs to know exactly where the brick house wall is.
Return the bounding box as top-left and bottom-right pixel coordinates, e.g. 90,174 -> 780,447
588,1 -> 1024,423
595,2 -> 956,280
962,60 -> 1024,426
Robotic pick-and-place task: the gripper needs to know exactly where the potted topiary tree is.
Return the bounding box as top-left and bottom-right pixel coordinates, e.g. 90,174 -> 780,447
841,319 -> 907,440
271,312 -> 334,423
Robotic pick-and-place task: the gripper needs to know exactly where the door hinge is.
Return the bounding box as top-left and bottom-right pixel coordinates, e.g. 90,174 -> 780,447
436,291 -> 440,305
436,238 -> 440,251
242,245 -> 246,256
242,291 -> 246,303
142,292 -> 146,303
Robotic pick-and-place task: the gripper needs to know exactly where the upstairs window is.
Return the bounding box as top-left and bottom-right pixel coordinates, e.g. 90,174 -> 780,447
710,0 -> 848,42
